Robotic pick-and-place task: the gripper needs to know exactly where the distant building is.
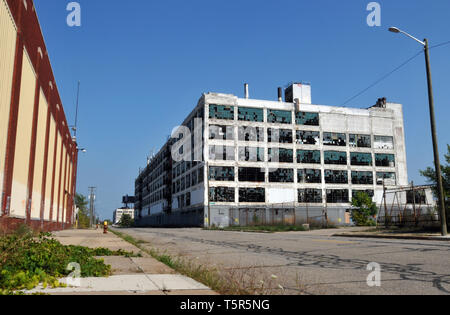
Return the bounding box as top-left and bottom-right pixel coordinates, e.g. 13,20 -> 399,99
113,208 -> 135,225
134,82 -> 425,228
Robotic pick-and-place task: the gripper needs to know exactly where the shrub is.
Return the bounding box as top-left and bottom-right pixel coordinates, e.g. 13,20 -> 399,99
351,192 -> 378,226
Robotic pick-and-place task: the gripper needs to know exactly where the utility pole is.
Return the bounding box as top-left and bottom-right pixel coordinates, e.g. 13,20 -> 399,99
88,187 -> 96,228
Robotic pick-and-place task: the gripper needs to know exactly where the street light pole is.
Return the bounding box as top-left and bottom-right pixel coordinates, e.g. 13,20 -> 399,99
423,39 -> 447,236
389,27 -> 447,236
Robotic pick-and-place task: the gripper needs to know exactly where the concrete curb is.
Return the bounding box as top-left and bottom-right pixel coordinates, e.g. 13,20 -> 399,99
333,233 -> 450,242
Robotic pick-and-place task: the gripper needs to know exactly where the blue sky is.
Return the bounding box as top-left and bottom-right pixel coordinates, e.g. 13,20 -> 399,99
34,0 -> 450,220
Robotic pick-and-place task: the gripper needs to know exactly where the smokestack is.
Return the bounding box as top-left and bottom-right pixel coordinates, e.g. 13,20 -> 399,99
244,83 -> 249,99
278,87 -> 283,102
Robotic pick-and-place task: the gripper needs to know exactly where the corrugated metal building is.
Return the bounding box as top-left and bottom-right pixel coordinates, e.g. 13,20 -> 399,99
0,0 -> 78,232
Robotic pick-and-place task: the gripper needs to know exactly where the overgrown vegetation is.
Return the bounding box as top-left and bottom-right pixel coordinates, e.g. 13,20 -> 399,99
75,193 -> 91,229
118,214 -> 134,228
0,226 -> 139,295
351,192 -> 378,226
420,144 -> 450,227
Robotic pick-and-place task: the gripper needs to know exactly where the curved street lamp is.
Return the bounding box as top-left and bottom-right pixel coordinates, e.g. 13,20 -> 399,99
389,27 -> 447,236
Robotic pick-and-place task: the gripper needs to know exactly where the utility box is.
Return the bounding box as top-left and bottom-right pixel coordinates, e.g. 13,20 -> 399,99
285,83 -> 312,105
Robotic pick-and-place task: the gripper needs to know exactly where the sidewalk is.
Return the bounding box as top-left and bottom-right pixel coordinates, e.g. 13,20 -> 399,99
27,229 -> 217,295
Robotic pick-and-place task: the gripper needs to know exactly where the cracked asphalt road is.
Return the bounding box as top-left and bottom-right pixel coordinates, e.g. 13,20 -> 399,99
118,227 -> 450,295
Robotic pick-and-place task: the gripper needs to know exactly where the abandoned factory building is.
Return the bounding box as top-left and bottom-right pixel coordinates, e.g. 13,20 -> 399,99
135,82 -> 411,228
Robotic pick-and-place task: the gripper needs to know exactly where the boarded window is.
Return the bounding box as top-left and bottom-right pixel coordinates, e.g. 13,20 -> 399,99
269,168 -> 294,183
268,128 -> 293,143
349,134 -> 371,148
324,151 -> 347,165
295,112 -> 319,126
209,125 -> 234,140
267,109 -> 292,124
374,136 -> 394,150
238,107 -> 264,122
209,187 -> 235,202
239,167 -> 265,182
238,126 -> 265,142
298,169 -> 322,183
375,154 -> 396,167
323,132 -> 346,146
239,147 -> 264,162
326,189 -> 349,203
297,150 -> 321,164
376,172 -> 396,186
351,171 -> 374,185
350,152 -> 373,166
325,170 -> 348,184
298,189 -> 323,203
269,148 -> 294,163
209,145 -> 235,161
239,188 -> 265,202
296,130 -> 320,145
209,166 -> 235,181
209,104 -> 234,120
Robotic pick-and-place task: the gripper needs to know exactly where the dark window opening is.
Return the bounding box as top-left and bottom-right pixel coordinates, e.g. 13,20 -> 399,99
209,166 -> 235,181
295,112 -> 319,126
239,188 -> 265,203
298,169 -> 322,184
349,134 -> 371,148
239,167 -> 265,182
296,130 -> 320,145
238,107 -> 264,122
407,190 -> 427,204
209,187 -> 235,202
324,151 -> 347,165
375,154 -> 396,167
323,132 -> 346,146
351,152 -> 373,166
209,104 -> 234,120
269,168 -> 294,183
298,189 -> 323,203
351,171 -> 374,185
327,189 -> 349,203
297,150 -> 321,164
267,109 -> 292,124
325,170 -> 348,184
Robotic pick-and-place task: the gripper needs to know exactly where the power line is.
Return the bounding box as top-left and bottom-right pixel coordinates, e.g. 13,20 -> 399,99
430,40 -> 450,49
341,50 -> 423,106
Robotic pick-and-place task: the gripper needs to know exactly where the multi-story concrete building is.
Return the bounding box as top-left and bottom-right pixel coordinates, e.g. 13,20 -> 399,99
0,0 -> 78,232
113,208 -> 135,225
135,82 -> 409,227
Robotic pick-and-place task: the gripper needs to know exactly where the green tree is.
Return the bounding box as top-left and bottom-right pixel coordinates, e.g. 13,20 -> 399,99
118,214 -> 134,228
420,144 -> 450,225
75,193 -> 90,229
351,192 -> 378,226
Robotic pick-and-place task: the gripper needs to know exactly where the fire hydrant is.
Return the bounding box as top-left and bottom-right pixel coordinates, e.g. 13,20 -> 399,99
103,221 -> 108,234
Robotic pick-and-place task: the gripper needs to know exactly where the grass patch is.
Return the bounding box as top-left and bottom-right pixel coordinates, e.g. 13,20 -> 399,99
0,226 -> 140,295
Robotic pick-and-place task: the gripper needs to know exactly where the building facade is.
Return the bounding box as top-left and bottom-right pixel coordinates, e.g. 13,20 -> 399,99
0,0 -> 78,232
135,82 -> 410,228
113,208 -> 135,225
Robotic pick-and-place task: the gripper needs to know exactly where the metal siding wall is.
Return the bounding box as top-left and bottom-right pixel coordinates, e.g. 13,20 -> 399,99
0,0 -> 16,210
10,48 -> 35,218
30,88 -> 48,219
44,117 -> 55,221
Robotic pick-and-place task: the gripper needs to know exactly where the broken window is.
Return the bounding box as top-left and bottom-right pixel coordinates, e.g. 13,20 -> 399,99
407,190 -> 427,204
352,190 -> 374,199
325,170 -> 348,184
209,166 -> 235,181
238,147 -> 264,162
376,172 -> 396,186
268,148 -> 294,163
298,169 -> 322,184
298,189 -> 323,203
350,152 -> 373,166
186,192 -> 191,206
267,109 -> 292,124
209,125 -> 234,140
295,112 -> 319,126
191,170 -> 198,186
323,132 -> 347,146
375,154 -> 396,167
326,189 -> 349,203
296,130 -> 320,145
374,136 -> 394,150
239,167 -> 265,182
238,107 -> 264,122
297,150 -> 321,164
268,128 -> 293,143
176,179 -> 181,193
239,188 -> 265,203
181,177 -> 186,191
209,187 -> 235,202
186,174 -> 191,189
349,134 -> 371,148
238,126 -> 265,142
324,151 -> 347,165
209,145 -> 235,161
209,104 -> 234,120
351,171 -> 374,185
269,168 -> 294,183
198,166 -> 204,183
